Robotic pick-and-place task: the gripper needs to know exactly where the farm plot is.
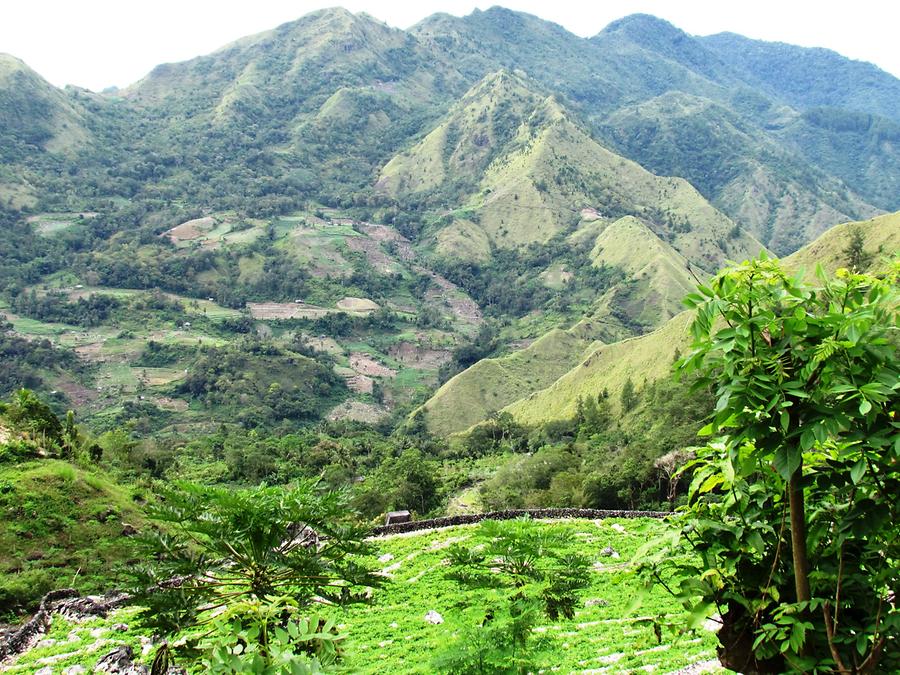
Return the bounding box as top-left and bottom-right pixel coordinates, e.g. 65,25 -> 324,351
326,518 -> 723,674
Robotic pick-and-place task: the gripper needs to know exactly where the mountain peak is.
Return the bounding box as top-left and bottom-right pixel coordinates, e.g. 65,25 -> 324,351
599,13 -> 685,40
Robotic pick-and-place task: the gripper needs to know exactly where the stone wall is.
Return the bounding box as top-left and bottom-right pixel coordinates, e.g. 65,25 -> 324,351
371,508 -> 671,536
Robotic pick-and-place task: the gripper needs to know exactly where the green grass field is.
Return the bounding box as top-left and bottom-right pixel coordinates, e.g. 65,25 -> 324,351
2,517 -> 723,673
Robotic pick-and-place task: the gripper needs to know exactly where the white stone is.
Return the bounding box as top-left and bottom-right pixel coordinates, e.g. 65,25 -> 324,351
378,553 -> 394,563
424,610 -> 444,624
611,523 -> 626,534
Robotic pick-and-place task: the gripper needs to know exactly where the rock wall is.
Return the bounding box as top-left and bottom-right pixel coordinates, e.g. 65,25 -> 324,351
371,508 -> 671,536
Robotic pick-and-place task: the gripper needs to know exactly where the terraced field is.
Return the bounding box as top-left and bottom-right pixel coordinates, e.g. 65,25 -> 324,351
2,518 -> 724,674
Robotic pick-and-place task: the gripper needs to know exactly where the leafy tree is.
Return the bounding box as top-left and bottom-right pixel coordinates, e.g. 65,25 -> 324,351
641,256 -> 899,672
133,480 -> 382,634
5,389 -> 63,444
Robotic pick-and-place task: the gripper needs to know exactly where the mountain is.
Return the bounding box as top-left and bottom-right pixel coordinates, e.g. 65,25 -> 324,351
0,6 -> 898,435
497,212 -> 900,431
379,70 -> 762,268
700,32 -> 900,123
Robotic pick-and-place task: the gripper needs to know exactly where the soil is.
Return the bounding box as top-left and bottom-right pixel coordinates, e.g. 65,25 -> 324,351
387,342 -> 451,369
163,216 -> 216,242
247,302 -> 331,320
349,353 -> 397,378
336,297 -> 380,312
326,401 -> 387,423
346,374 -> 374,394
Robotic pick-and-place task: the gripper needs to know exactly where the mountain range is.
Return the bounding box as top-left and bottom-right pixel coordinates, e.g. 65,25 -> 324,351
1,5 -> 898,435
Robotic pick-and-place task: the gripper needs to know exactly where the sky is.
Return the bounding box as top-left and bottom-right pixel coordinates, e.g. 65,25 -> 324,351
3,0 -> 899,91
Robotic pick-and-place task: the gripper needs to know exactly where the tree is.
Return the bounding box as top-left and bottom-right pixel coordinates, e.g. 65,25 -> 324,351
641,255 -> 899,672
620,377 -> 639,412
842,227 -> 873,272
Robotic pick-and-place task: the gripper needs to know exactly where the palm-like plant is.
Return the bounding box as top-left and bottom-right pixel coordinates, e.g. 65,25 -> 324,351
133,479 -> 382,633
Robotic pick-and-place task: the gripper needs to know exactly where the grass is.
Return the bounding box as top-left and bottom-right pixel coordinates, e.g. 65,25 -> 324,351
0,460 -> 146,617
1,517 -> 724,673
326,518 -> 723,673
422,327 -> 595,436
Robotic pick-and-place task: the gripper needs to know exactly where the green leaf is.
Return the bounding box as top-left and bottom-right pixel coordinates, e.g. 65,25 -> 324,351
858,398 -> 872,415
850,459 -> 867,484
779,411 -> 790,433
697,422 -> 715,437
773,446 -> 801,480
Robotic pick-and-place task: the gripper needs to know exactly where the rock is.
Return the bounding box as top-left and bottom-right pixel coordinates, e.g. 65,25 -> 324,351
91,627 -> 108,637
424,610 -> 444,625
95,645 -> 148,673
378,553 -> 394,563
63,666 -> 87,674
35,638 -> 57,648
121,523 -> 138,536
111,623 -> 129,632
35,668 -> 52,675
611,523 -> 627,534
585,598 -> 610,607
390,621 -> 399,628
600,546 -> 617,557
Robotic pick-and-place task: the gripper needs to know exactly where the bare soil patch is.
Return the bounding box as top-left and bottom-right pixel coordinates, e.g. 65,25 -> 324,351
422,271 -> 483,325
326,401 -> 387,423
346,374 -> 374,394
349,353 -> 396,378
248,302 -> 331,320
358,223 -> 415,260
74,342 -> 105,362
53,379 -> 98,407
164,216 -> 216,242
344,236 -> 398,274
336,297 -> 380,312
387,342 -> 451,369
152,396 -> 189,412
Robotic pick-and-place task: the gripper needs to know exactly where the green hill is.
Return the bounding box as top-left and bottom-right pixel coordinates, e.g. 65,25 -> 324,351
0,456 -> 146,616
700,32 -> 900,123
600,92 -> 880,253
422,210 -> 900,437
502,211 -> 900,429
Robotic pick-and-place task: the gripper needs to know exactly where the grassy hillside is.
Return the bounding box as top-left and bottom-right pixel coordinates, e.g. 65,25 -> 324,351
381,70 -> 763,273
600,92 -> 880,253
427,211 -> 900,436
0,457 -> 146,616
505,311 -> 693,427
421,327 -> 599,437
782,211 -> 900,277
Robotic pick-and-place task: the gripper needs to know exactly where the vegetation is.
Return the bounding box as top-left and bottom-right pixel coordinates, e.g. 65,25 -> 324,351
641,256 -> 899,671
2,6 -> 900,671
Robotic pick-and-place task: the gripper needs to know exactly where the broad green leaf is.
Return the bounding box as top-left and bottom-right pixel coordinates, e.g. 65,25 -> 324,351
850,459 -> 866,484
773,446 -> 801,479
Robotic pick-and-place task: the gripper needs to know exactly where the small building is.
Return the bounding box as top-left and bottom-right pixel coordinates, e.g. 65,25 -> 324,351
384,510 -> 412,526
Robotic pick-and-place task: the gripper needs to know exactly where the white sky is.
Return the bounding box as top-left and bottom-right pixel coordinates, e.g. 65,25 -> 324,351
3,1 -> 899,91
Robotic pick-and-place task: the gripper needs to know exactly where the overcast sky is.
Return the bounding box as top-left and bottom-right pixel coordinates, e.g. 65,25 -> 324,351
4,1 -> 899,91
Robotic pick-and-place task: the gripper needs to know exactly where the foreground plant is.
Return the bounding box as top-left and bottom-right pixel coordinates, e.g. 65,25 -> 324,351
133,479 -> 381,659
196,596 -> 343,674
640,256 -> 899,672
438,518 -> 590,673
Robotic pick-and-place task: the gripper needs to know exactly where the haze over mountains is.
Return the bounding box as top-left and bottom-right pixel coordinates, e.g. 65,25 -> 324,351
0,5 -> 898,435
